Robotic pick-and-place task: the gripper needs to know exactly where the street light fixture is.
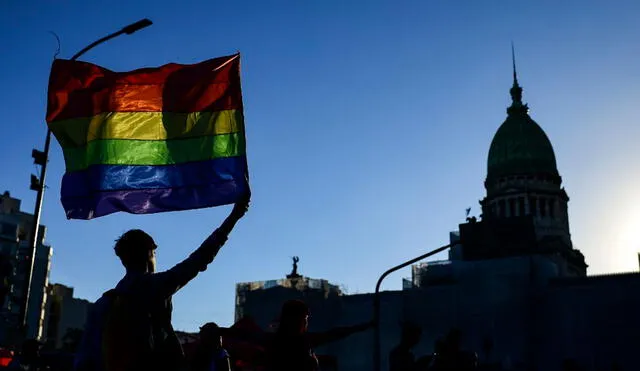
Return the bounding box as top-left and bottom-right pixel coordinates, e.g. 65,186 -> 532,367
122,19 -> 153,35
372,242 -> 452,371
21,18 -> 153,336
70,18 -> 153,61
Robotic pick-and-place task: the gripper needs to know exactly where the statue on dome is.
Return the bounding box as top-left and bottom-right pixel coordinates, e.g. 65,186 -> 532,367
287,256 -> 301,279
465,208 -> 477,223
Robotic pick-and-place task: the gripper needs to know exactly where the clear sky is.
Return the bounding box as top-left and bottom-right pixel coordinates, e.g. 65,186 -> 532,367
1,0 -> 639,332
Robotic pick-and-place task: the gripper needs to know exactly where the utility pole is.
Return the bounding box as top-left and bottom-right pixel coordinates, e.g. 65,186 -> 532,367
19,19 -> 153,339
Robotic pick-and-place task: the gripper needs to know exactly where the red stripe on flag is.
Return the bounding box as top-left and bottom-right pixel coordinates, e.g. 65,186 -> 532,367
46,54 -> 242,122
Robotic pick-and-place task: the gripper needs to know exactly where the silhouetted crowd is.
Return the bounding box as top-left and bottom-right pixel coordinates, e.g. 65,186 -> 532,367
390,325 -> 479,371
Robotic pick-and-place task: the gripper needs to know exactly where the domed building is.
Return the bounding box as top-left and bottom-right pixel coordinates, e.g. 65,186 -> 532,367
484,74 -> 565,229
403,63 -> 640,371
462,64 -> 588,277
234,58 -> 640,371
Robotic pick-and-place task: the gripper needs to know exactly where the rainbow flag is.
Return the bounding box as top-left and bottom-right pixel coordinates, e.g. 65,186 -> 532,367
46,54 -> 249,220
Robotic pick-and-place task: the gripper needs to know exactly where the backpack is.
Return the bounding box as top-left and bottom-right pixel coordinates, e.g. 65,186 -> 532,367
74,288 -> 153,371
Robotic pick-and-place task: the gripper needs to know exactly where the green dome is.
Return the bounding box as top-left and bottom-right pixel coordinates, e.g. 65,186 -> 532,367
487,93 -> 558,181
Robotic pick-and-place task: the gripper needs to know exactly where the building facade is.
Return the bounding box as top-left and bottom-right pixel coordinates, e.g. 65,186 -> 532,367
43,283 -> 92,350
236,275 -> 342,328
234,69 -> 640,371
0,191 -> 53,343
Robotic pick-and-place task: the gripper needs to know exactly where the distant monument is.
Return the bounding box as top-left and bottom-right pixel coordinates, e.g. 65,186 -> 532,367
287,256 -> 302,280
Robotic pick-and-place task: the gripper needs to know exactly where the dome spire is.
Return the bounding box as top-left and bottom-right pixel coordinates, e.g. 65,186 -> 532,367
508,42 -> 527,115
512,42 -> 519,88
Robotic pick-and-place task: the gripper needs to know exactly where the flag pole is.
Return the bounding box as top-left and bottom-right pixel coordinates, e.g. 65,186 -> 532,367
373,243 -> 452,371
19,19 -> 153,339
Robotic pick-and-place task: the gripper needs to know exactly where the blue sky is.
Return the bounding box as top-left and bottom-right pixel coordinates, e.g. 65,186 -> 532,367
1,0 -> 639,331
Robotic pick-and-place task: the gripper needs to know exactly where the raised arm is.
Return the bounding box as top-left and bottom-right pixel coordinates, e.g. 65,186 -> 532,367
308,321 -> 374,348
148,194 -> 250,299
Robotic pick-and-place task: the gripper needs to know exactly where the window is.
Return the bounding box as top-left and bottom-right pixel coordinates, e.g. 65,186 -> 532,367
498,199 -> 506,218
0,223 -> 17,237
518,197 -> 525,216
509,198 -> 516,217
540,198 -> 547,217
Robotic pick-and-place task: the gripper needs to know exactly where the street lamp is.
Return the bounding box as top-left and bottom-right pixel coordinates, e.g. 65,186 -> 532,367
372,242 -> 452,371
21,18 -> 153,336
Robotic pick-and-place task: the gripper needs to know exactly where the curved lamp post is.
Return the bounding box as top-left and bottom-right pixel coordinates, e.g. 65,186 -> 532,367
373,242 -> 452,371
21,19 -> 153,336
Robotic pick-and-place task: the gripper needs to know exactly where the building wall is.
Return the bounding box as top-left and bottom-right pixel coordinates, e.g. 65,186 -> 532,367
0,192 -> 20,214
25,242 -> 52,340
322,292 -> 402,371
236,276 -> 342,325
44,284 -> 92,349
404,256 -> 543,369
236,260 -> 640,371
536,273 -> 640,371
0,191 -> 53,343
5,230 -> 53,341
235,278 -> 402,371
238,284 -> 342,332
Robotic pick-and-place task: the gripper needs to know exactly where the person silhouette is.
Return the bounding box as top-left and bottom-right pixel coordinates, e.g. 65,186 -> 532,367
389,321 -> 422,371
74,194 -> 249,371
225,299 -> 373,371
190,322 -> 231,371
432,329 -> 477,371
267,300 -> 374,371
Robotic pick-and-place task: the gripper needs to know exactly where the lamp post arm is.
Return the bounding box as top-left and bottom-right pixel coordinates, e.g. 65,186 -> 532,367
372,242 -> 453,371
71,19 -> 152,61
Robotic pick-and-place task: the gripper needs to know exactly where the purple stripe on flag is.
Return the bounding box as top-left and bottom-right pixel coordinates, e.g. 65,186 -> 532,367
61,180 -> 248,220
